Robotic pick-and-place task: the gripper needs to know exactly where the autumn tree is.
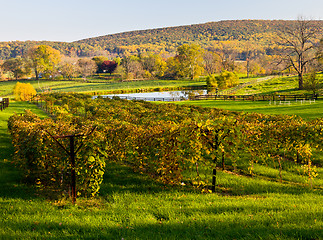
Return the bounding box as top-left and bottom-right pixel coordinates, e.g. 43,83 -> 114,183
243,44 -> 257,77
140,53 -> 167,78
317,38 -> 323,68
214,44 -> 236,72
59,57 -> 79,80
27,45 -> 61,80
249,60 -> 266,76
206,74 -> 218,88
217,71 -> 239,89
2,57 -> 25,80
113,65 -> 127,80
177,44 -> 204,79
165,56 -> 181,79
77,58 -> 97,80
13,82 -> 37,101
206,71 -> 239,90
92,56 -> 109,73
101,60 -> 118,74
279,18 -> 320,89
304,71 -> 321,97
203,50 -> 220,75
0,61 -> 3,79
121,55 -> 144,79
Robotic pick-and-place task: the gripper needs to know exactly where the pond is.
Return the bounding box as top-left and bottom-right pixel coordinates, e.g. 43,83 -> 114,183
93,89 -> 208,101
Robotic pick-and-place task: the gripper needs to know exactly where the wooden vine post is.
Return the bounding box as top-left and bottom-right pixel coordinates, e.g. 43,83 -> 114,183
43,127 -> 96,204
70,135 -> 76,204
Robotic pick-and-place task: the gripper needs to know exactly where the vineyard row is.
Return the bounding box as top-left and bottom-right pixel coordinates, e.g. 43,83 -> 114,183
8,93 -> 323,198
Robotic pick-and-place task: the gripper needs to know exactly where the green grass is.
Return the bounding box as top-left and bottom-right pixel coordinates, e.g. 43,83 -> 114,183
235,74 -> 323,96
0,102 -> 48,200
0,78 -> 205,99
1,74 -> 323,239
176,99 -> 323,120
0,102 -> 322,239
173,74 -> 323,120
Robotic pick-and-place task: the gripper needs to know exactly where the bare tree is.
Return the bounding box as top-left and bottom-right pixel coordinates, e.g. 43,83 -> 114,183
203,50 -> 220,75
59,57 -> 80,80
244,43 -> 257,78
279,17 -> 320,89
122,56 -> 144,79
77,58 -> 97,81
317,39 -> 323,70
214,44 -> 236,72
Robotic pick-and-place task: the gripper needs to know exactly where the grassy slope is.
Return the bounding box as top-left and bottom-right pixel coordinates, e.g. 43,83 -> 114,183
234,74 -> 323,96
0,102 -> 322,239
176,100 -> 323,120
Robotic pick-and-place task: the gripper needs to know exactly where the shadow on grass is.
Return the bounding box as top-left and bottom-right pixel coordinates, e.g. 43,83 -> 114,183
0,213 -> 321,240
0,160 -> 38,200
99,162 -> 185,196
99,161 -> 321,198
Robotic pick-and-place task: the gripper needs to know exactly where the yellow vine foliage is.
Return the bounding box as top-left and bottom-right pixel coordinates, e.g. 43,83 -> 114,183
13,82 -> 37,101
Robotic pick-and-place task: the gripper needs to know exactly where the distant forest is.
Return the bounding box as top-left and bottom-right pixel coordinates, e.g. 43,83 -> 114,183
1,20 -> 323,60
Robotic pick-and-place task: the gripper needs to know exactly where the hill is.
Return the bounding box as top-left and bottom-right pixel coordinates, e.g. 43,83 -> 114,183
1,20 -> 323,60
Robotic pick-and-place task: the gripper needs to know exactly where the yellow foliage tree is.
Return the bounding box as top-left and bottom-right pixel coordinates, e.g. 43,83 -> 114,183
13,82 -> 37,101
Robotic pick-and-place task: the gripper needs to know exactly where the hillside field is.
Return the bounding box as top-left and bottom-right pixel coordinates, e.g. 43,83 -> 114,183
1,100 -> 322,239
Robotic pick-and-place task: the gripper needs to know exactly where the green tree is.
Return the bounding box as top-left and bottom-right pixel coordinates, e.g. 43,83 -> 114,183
27,45 -> 61,80
177,44 -> 204,79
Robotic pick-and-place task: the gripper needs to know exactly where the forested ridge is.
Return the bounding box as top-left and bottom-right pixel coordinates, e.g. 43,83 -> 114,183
1,20 -> 323,60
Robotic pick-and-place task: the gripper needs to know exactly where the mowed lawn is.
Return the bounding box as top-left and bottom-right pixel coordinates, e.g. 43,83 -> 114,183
176,99 -> 323,120
0,101 -> 322,239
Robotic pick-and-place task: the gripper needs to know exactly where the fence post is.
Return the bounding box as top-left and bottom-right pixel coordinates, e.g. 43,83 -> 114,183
212,168 -> 216,193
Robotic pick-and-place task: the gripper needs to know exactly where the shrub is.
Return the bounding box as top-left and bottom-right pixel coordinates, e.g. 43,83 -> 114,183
13,82 -> 37,101
304,72 -> 321,96
206,74 -> 218,88
217,71 -> 239,89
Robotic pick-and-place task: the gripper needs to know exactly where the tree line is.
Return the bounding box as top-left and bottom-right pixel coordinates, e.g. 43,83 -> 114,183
1,18 -> 323,90
0,43 -> 276,82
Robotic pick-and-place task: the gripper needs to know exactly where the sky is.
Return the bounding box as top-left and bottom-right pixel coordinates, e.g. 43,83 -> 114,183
0,0 -> 322,42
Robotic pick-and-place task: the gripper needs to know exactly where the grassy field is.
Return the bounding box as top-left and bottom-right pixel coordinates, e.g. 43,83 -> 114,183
176,99 -> 323,120
176,74 -> 323,120
0,78 -> 206,99
0,74 -> 281,99
0,102 -> 322,239
235,74 -> 323,96
1,74 -> 323,239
